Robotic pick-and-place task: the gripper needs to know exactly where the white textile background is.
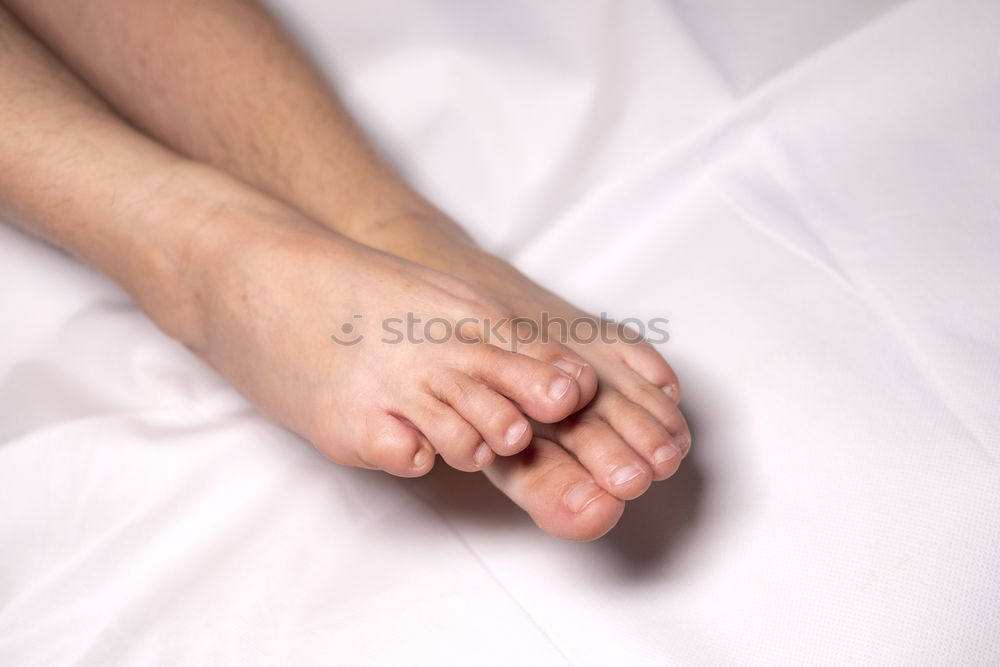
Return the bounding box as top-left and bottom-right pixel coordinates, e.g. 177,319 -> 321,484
2,0 -> 998,664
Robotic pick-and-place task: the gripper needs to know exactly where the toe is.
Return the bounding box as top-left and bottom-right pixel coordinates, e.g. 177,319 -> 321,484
428,370 -> 532,457
536,416 -> 653,500
360,414 -> 436,478
404,398 -> 487,472
600,391 -> 686,481
613,370 -> 691,446
483,437 -> 625,541
479,317 -> 599,410
619,339 -> 681,402
461,343 -> 584,423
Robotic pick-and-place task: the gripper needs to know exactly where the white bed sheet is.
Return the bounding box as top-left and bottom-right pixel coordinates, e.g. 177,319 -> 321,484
2,0 -> 999,664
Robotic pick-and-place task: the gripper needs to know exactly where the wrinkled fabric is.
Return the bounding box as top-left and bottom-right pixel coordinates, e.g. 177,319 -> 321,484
2,0 -> 998,664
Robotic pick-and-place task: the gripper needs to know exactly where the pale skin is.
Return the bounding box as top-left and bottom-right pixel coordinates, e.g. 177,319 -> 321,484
1,1 -> 691,540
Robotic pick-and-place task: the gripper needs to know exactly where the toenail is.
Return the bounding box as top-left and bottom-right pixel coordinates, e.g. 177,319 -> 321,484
673,432 -> 691,454
653,444 -> 681,467
473,442 -> 493,468
548,376 -> 572,401
554,357 -> 586,379
662,384 -> 680,401
564,482 -> 602,513
413,447 -> 432,469
610,465 -> 643,486
505,422 -> 528,448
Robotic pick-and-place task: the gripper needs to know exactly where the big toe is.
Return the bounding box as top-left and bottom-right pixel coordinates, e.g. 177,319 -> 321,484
500,325 -> 600,410
462,343 -> 588,423
483,437 -> 624,541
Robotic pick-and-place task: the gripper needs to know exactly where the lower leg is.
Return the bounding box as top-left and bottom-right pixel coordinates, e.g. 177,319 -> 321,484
2,0 -> 434,240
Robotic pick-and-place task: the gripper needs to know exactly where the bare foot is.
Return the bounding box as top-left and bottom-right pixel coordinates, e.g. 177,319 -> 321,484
4,0 -> 689,540
339,216 -> 691,540
182,202 -> 599,477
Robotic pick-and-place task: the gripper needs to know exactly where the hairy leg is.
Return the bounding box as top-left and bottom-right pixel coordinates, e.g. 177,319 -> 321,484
6,0 -> 690,539
0,6 -> 599,485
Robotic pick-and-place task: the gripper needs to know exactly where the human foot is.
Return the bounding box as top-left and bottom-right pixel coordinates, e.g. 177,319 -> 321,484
177,199 -> 599,477
19,0 -> 686,538
335,215 -> 691,539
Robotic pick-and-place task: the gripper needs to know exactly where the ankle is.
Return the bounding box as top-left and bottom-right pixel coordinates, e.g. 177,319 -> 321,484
126,163 -> 311,351
301,178 -> 475,251
342,208 -> 478,255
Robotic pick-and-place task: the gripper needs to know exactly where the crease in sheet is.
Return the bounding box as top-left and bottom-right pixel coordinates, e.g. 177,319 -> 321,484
712,138 -> 1000,466
401,483 -> 575,666
514,0 -> 925,261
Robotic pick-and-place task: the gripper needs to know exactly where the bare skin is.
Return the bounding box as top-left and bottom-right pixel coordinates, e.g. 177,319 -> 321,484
0,7 -> 598,487
5,0 -> 692,539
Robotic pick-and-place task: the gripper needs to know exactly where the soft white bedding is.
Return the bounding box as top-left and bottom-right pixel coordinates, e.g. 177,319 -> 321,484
2,0 -> 998,664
